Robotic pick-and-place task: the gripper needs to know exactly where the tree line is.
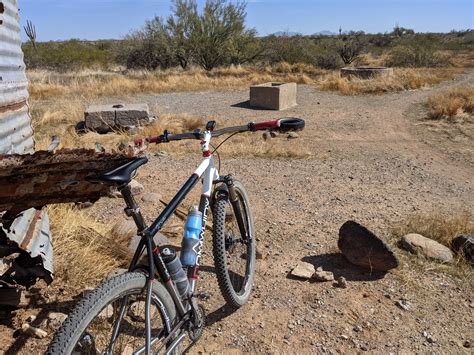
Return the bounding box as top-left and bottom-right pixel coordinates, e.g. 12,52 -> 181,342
22,0 -> 473,71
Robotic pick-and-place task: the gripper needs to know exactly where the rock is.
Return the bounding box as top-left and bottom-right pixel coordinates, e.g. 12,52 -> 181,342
451,235 -> 474,264
98,304 -> 114,320
422,331 -> 435,344
337,276 -> 348,288
141,192 -> 162,204
287,132 -> 299,139
290,261 -> 315,279
129,179 -> 144,195
270,131 -> 279,138
47,312 -> 67,328
313,270 -> 334,282
21,323 -> 48,338
111,218 -> 137,241
262,131 -> 271,141
463,339 -> 471,348
338,221 -> 399,271
128,233 -> 170,253
395,299 -> 411,311
399,233 -> 453,263
84,103 -> 153,134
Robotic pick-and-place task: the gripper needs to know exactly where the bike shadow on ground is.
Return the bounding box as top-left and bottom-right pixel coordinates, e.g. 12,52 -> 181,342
3,292 -> 79,355
286,252 -> 387,282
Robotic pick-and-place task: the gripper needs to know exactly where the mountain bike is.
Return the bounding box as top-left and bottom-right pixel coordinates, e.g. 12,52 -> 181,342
47,118 -> 305,355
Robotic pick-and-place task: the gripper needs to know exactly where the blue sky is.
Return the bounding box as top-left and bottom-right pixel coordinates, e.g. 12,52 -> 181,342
19,0 -> 474,41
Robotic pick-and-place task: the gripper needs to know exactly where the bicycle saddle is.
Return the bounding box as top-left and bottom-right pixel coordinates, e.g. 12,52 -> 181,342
87,156 -> 148,185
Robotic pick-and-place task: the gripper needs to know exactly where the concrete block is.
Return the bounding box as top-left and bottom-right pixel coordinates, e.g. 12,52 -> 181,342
84,105 -> 116,133
250,82 -> 297,110
115,104 -> 151,127
84,103 -> 153,133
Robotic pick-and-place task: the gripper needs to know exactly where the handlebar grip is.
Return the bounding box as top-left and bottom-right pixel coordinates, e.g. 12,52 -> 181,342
278,118 -> 305,132
250,119 -> 281,131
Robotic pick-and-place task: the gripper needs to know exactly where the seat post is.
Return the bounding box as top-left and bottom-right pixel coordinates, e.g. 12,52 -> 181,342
120,185 -> 147,233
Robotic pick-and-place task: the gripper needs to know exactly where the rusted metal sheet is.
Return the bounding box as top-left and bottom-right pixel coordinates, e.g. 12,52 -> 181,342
0,0 -> 33,155
1,207 -> 53,286
0,149 -> 140,213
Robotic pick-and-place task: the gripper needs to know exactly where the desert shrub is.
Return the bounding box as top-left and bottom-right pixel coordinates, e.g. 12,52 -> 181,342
427,86 -> 474,119
263,35 -> 314,64
335,32 -> 367,65
313,47 -> 343,69
23,40 -> 113,71
387,45 -> 449,67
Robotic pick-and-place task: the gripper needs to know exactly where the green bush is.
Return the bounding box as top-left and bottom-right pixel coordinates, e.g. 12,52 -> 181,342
387,45 -> 450,67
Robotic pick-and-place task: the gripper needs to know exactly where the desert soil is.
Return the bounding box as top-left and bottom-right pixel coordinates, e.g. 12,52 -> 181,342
1,72 -> 473,354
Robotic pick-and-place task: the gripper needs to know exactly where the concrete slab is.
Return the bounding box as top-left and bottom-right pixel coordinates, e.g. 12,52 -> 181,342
84,103 -> 153,133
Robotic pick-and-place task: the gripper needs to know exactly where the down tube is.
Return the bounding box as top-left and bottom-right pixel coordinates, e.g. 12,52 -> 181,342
188,161 -> 217,292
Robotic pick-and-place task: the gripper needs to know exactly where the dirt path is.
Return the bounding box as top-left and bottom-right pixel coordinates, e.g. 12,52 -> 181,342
2,72 -> 473,353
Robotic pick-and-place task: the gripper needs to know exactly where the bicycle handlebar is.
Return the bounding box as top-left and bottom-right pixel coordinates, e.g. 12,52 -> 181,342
135,118 -> 305,146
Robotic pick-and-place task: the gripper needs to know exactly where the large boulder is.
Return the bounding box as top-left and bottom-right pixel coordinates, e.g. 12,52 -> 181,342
338,221 -> 399,271
398,233 -> 453,263
451,235 -> 474,265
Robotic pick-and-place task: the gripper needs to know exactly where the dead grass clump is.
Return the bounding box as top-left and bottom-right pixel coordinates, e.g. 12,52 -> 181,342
48,204 -> 125,289
320,68 -> 460,95
391,211 -> 474,284
27,65 -> 323,102
427,86 -> 474,120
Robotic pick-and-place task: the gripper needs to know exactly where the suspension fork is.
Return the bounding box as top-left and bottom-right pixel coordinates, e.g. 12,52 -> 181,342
222,175 -> 249,244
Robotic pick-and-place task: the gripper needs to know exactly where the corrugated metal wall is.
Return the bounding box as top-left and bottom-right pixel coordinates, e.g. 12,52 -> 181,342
0,1 -> 53,286
0,0 -> 34,154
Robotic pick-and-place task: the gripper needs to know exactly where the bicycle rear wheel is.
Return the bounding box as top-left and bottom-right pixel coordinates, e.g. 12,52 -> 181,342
47,272 -> 177,355
212,180 -> 256,308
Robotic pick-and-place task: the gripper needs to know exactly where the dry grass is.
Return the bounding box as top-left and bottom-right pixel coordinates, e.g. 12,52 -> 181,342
319,68 -> 461,95
28,64 -> 324,101
48,204 -> 129,289
391,211 -> 474,285
427,85 -> 474,120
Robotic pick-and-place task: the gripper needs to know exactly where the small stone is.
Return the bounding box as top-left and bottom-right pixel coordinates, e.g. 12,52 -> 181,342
337,276 -> 348,288
290,261 -> 315,279
26,314 -> 37,323
287,132 -> 299,139
395,299 -> 411,311
423,331 -> 435,343
270,131 -> 279,138
129,179 -> 145,196
47,312 -> 67,328
463,340 -> 471,348
262,131 -> 271,141
313,270 -> 335,282
353,325 -> 363,332
141,192 -> 162,204
340,334 -> 349,340
21,323 -> 48,338
256,249 -> 264,260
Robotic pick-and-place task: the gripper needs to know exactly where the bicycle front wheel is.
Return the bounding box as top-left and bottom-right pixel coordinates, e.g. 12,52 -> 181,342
212,180 -> 256,308
47,272 -> 177,355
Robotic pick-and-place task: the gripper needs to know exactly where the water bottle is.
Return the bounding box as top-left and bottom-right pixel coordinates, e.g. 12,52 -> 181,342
180,206 -> 202,267
161,247 -> 190,298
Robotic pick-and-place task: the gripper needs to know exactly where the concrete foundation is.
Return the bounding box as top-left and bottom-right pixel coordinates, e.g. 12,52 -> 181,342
250,82 -> 297,110
85,103 -> 153,133
341,67 -> 394,80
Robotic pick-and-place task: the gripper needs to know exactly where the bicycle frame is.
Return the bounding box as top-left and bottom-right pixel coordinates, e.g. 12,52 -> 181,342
118,129 -> 224,353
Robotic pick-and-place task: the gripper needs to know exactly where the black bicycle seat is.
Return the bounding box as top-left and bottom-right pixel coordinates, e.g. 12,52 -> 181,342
87,156 -> 148,186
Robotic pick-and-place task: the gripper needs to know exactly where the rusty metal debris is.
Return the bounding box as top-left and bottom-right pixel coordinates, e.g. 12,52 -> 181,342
0,148 -> 141,215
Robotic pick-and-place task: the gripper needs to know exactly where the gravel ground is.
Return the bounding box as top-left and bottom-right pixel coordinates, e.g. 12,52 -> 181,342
1,71 -> 473,354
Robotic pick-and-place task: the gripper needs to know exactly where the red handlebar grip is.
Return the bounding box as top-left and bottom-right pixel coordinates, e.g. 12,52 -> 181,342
146,136 -> 159,144
134,137 -> 143,146
252,119 -> 281,131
